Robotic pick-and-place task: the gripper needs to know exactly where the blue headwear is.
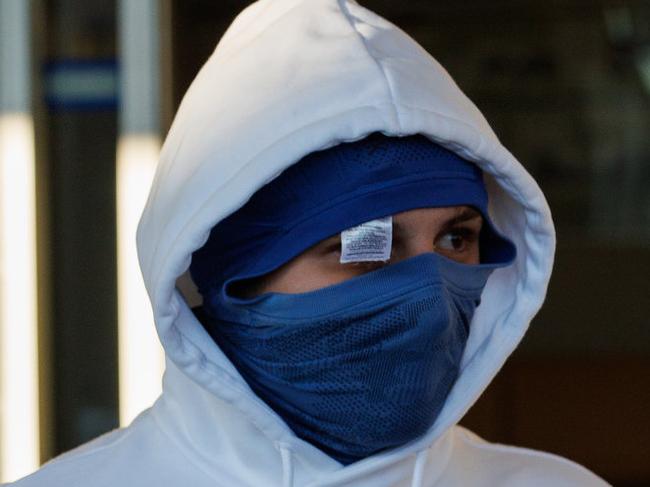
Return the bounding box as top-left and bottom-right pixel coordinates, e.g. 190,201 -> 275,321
190,132 -> 516,298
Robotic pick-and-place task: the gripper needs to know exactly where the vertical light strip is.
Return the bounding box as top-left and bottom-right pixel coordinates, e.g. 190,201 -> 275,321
116,135 -> 161,425
0,0 -> 40,482
116,0 -> 165,426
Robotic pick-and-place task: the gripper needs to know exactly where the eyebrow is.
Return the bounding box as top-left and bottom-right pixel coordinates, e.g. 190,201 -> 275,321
393,207 -> 483,235
441,206 -> 483,226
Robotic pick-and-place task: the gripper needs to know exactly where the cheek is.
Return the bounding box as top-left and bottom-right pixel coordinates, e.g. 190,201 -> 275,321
448,246 -> 480,265
472,245 -> 481,265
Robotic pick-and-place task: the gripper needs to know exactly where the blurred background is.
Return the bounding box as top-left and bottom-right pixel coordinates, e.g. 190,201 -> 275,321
0,0 -> 649,485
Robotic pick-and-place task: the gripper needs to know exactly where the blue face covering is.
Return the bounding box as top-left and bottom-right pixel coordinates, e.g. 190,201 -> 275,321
200,250 -> 514,465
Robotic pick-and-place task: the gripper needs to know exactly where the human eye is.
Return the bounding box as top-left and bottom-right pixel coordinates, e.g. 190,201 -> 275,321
323,240 -> 341,256
435,226 -> 479,254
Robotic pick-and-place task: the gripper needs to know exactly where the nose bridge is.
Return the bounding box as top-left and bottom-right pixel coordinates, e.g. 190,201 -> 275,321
401,235 -> 436,259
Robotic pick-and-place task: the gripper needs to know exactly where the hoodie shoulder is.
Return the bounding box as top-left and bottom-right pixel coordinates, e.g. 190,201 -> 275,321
6,425 -> 133,487
5,409 -> 218,487
442,426 -> 611,487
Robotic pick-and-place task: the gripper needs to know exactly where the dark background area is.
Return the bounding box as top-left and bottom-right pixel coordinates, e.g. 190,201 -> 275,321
37,1 -> 650,485
36,0 -> 119,461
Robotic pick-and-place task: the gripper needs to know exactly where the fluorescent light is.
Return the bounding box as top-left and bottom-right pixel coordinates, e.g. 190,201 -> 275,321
116,134 -> 164,426
0,113 -> 40,482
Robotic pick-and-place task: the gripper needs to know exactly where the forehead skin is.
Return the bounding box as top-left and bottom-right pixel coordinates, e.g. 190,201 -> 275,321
228,205 -> 483,297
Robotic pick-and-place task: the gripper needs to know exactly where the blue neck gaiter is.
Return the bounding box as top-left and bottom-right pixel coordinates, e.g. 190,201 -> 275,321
200,250 -> 514,465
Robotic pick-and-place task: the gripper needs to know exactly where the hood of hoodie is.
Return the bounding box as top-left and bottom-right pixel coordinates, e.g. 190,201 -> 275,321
135,0 -> 556,485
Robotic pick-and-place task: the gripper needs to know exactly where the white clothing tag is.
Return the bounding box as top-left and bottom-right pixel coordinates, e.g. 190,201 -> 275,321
340,215 -> 392,264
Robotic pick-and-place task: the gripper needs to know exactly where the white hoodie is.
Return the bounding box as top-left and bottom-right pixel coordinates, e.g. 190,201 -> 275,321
10,1 -> 610,486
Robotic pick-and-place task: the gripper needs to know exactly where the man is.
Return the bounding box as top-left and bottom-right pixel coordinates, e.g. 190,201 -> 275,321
11,0 -> 609,485
188,131 -> 522,473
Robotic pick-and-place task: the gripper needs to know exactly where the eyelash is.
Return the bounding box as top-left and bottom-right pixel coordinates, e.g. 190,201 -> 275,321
435,226 -> 479,253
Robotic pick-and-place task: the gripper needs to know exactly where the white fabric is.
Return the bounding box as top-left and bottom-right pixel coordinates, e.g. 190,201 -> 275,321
10,0 -> 610,485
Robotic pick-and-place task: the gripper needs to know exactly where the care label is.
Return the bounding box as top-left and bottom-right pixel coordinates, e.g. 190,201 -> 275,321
340,215 -> 392,264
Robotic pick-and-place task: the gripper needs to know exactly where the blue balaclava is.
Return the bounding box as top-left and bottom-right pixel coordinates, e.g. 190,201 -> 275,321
190,132 -> 516,465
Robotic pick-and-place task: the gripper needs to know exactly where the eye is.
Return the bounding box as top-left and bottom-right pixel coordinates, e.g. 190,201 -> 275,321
324,241 -> 341,255
435,227 -> 479,253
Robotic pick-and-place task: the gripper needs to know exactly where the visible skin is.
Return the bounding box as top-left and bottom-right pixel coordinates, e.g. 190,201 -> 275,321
228,206 -> 483,298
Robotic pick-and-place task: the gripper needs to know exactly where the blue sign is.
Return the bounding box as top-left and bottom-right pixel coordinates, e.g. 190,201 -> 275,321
44,59 -> 118,111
